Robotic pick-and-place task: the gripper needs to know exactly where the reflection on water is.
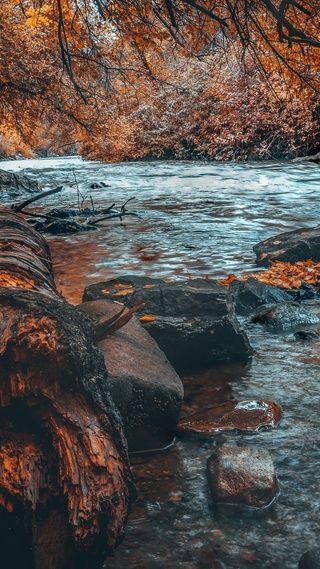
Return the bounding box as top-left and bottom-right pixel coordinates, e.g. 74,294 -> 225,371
3,157 -> 320,568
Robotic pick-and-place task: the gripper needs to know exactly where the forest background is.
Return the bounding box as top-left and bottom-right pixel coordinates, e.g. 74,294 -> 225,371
1,0 -> 320,162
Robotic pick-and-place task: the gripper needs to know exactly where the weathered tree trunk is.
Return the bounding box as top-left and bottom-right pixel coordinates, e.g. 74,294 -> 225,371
0,207 -> 135,569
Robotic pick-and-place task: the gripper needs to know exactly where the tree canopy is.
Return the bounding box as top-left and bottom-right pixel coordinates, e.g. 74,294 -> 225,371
1,1 -> 320,159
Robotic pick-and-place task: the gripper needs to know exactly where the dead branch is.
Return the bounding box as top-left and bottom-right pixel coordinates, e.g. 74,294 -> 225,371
94,302 -> 146,341
12,186 -> 64,213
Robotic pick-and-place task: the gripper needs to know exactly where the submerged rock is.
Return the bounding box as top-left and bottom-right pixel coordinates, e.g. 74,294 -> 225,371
253,226 -> 320,266
83,276 -> 252,372
252,301 -> 320,332
207,445 -> 279,510
299,548 -> 320,569
177,399 -> 282,436
78,299 -> 184,453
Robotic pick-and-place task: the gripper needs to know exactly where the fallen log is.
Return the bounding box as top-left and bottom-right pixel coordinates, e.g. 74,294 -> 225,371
0,207 -> 135,569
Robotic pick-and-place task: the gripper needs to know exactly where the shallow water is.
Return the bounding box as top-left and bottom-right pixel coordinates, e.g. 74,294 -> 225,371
3,157 -> 320,568
3,156 -> 320,303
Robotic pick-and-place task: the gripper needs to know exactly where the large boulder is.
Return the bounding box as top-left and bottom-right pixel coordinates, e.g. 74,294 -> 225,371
253,226 -> 320,266
207,445 -> 279,510
78,299 -> 184,452
252,301 -> 320,332
83,276 -> 253,372
0,168 -> 39,198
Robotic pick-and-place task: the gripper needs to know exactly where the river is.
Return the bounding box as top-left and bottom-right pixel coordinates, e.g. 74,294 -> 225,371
2,156 -> 320,568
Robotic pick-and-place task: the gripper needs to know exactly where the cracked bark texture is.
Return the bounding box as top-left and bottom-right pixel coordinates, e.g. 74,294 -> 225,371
0,207 -> 135,569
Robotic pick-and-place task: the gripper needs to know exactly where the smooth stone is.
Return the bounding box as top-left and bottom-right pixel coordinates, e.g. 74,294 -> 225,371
83,276 -> 252,372
299,548 -> 320,569
207,444 -> 279,510
177,399 -> 282,435
78,299 -> 184,452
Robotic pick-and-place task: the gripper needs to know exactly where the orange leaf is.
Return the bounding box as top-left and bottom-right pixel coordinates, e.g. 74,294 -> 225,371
139,315 -> 155,322
220,274 -> 237,286
112,288 -> 134,296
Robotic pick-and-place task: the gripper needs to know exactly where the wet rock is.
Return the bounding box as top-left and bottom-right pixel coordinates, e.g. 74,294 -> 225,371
253,226 -> 320,266
83,276 -> 253,372
0,168 -> 38,197
252,301 -> 320,332
207,445 -> 279,509
89,181 -> 110,188
299,548 -> 320,569
30,218 -> 97,234
230,277 -> 297,315
294,329 -> 320,340
78,299 -> 184,452
177,399 -> 282,436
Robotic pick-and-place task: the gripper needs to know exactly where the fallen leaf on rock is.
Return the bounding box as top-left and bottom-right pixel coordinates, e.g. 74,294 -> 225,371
139,315 -> 155,322
220,259 -> 320,290
113,283 -> 133,289
111,288 -> 134,296
220,273 -> 236,286
260,252 -> 268,260
143,284 -> 156,289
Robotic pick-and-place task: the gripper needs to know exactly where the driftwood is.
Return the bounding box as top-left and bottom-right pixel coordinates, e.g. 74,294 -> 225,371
0,207 -> 135,569
11,185 -> 64,212
11,187 -> 139,234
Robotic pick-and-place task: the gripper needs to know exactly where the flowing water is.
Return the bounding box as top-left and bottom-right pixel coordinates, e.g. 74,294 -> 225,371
2,157 -> 320,568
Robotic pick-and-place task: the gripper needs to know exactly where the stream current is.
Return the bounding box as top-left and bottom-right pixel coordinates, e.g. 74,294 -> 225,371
3,156 -> 320,568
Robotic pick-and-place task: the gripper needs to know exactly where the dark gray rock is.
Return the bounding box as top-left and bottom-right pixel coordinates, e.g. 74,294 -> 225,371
78,299 -> 184,453
207,444 -> 279,509
0,168 -> 38,197
252,301 -> 320,332
230,277 -> 297,315
83,276 -> 253,372
253,226 -> 320,266
299,548 -> 320,569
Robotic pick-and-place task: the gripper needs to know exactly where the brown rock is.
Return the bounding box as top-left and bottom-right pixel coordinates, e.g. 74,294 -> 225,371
207,444 -> 279,509
177,399 -> 282,435
78,299 -> 184,453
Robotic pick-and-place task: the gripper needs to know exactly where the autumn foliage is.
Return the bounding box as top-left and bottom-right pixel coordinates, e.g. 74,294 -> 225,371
1,1 -> 320,160
221,260 -> 320,290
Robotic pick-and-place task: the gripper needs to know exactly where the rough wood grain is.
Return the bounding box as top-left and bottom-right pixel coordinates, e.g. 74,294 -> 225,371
0,207 -> 135,569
